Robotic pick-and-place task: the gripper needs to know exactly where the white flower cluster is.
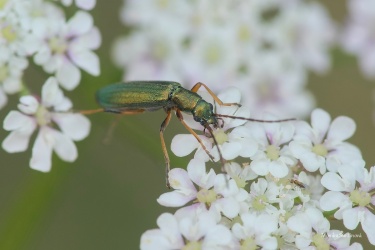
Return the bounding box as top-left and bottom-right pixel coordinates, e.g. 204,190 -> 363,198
0,0 -> 100,109
1,0 -> 99,170
141,88 -> 374,250
113,0 -> 336,118
341,0 -> 375,79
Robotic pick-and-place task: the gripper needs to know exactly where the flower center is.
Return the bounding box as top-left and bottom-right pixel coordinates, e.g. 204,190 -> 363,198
350,189 -> 371,207
152,40 -> 169,60
213,129 -> 228,145
312,144 -> 328,157
233,175 -> 247,188
252,194 -> 268,211
157,0 -> 169,8
1,24 -> 17,42
238,24 -> 251,42
0,64 -> 9,82
182,241 -> 202,250
49,36 -> 67,55
240,237 -> 257,250
266,145 -> 280,160
0,0 -> 8,9
36,105 -> 52,126
196,188 -> 217,204
205,43 -> 221,64
312,233 -> 329,250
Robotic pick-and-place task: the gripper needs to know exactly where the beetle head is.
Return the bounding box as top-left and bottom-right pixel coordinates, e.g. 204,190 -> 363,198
193,100 -> 219,128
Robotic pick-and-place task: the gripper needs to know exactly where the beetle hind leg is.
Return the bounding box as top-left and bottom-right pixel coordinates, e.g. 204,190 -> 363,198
160,110 -> 173,188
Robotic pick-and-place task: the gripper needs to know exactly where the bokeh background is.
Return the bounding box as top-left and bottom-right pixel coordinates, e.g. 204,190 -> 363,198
0,1 -> 374,249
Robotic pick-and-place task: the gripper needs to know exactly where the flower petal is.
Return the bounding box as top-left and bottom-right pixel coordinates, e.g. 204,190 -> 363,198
30,128 -> 54,172
171,134 -> 199,157
157,191 -> 195,207
342,208 -> 360,230
319,191 -> 347,211
327,116 -> 356,143
56,60 -> 81,90
70,50 -> 100,76
362,210 -> 375,245
18,96 -> 38,114
67,11 -> 93,36
76,0 -> 96,10
42,77 -> 64,107
3,111 -> 33,131
321,172 -> 347,191
311,109 -> 331,140
52,130 -> 78,162
53,113 -> 91,141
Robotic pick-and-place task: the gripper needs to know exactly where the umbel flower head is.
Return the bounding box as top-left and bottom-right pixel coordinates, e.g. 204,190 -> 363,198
2,77 -> 90,171
141,87 -> 372,249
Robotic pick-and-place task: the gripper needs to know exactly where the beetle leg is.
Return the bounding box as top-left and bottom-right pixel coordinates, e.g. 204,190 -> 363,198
175,109 -> 215,162
160,109 -> 173,188
190,82 -> 241,107
118,109 -> 145,115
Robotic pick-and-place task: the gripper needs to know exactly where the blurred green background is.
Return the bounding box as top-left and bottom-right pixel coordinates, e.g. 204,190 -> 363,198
0,1 -> 373,249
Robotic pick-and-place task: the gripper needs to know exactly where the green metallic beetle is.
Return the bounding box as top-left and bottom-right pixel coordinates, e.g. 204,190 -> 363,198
81,81 -> 294,188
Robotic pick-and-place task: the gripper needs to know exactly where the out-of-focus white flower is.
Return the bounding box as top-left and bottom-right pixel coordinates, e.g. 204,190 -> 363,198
238,52 -> 315,119
290,108 -> 362,174
60,0 -> 96,10
0,5 -> 39,57
2,77 -> 90,171
0,53 -> 27,109
32,11 -> 101,90
341,0 -> 375,78
115,0 -> 336,118
320,165 -> 375,245
270,1 -> 336,74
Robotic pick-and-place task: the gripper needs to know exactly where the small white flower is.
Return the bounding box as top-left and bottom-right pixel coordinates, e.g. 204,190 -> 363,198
287,207 -> 331,249
232,211 -> 278,249
248,178 -> 280,213
290,108 -> 362,174
140,209 -> 236,250
32,11 -> 101,90
2,77 -> 90,171
341,0 -> 375,78
158,159 -> 248,219
320,165 -> 375,245
248,118 -> 296,178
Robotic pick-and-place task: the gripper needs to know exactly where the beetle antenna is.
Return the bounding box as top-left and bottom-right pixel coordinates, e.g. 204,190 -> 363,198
76,108 -> 105,115
204,124 -> 226,167
214,114 -> 296,123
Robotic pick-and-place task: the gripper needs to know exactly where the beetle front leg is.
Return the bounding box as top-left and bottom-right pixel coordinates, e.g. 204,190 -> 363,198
191,82 -> 242,107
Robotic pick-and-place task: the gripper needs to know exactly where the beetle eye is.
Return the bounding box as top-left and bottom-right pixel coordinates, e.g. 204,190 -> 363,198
209,103 -> 213,110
